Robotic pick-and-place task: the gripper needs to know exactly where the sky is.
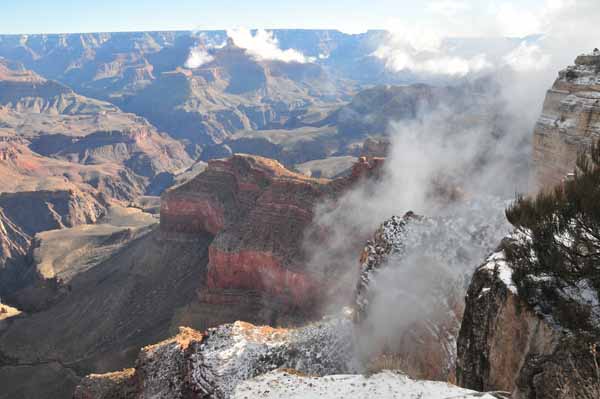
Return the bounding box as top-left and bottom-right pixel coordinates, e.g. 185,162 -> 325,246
0,0 -> 547,36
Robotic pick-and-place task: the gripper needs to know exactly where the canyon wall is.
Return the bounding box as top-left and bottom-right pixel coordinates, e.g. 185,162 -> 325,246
161,154 -> 383,317
457,238 -> 600,399
532,52 -> 600,190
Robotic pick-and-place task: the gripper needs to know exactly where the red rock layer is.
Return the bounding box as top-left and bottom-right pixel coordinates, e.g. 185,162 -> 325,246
161,154 -> 383,311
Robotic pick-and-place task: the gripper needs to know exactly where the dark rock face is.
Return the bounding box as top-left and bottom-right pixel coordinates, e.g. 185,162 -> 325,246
457,240 -> 600,399
456,245 -> 559,393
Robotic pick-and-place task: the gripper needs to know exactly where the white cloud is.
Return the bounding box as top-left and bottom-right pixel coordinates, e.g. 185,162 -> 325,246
374,0 -> 600,77
372,27 -> 491,76
226,28 -> 311,63
184,47 -> 214,69
374,45 -> 491,76
503,42 -> 551,72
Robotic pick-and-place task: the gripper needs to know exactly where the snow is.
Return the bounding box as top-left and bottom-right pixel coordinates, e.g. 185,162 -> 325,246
189,317 -> 357,398
482,251 -> 518,294
233,370 -> 499,399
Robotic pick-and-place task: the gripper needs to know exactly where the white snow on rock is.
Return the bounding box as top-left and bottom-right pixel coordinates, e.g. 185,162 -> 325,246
188,316 -> 358,398
482,251 -> 518,295
233,370 -> 500,399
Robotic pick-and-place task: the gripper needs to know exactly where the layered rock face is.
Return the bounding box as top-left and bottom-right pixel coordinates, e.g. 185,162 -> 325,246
0,188 -> 107,300
0,58 -> 193,201
0,155 -> 382,399
161,154 -> 381,317
121,43 -> 350,150
457,237 -> 600,398
532,52 -> 600,189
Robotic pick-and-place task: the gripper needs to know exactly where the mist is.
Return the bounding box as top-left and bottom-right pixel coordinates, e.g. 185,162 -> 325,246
303,0 -> 600,368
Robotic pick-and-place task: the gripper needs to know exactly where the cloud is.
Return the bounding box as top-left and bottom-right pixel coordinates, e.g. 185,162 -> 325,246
372,27 -> 492,76
184,47 -> 214,69
226,28 -> 312,63
297,0 -> 600,370
373,0 -> 600,77
503,42 -> 551,72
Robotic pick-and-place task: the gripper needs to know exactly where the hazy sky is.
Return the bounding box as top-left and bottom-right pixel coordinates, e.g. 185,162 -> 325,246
1,0 -> 547,36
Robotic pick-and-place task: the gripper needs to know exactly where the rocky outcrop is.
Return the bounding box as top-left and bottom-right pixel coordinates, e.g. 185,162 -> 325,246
456,245 -> 560,394
73,318 -> 511,399
0,154 -> 382,399
0,189 -> 105,236
457,238 -> 600,398
161,154 -> 382,316
532,52 -> 600,189
74,317 -> 355,399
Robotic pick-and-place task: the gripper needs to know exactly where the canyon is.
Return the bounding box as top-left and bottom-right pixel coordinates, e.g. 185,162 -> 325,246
0,25 -> 597,399
68,52 -> 600,399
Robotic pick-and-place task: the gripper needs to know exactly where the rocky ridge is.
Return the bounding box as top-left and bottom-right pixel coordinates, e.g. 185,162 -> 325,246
74,316 -> 356,399
0,189 -> 107,302
0,57 -> 193,201
0,155 -> 382,398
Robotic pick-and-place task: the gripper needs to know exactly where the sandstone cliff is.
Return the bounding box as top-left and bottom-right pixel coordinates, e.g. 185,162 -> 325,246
532,52 -> 600,189
73,317 -> 502,399
161,154 -> 382,319
457,239 -> 600,398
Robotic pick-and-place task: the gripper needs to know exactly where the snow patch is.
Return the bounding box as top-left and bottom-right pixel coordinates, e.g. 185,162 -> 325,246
233,370 -> 498,399
483,250 -> 518,294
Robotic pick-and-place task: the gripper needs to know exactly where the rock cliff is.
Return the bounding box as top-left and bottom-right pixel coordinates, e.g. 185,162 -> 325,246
457,239 -> 600,398
532,52 -> 600,189
0,155 -> 382,398
161,154 -> 382,317
0,189 -> 107,301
